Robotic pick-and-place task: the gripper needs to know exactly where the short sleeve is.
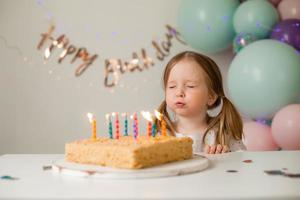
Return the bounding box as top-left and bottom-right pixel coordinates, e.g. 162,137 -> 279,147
204,130 -> 216,146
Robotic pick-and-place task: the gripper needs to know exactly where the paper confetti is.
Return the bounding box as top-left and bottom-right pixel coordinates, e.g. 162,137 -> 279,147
264,170 -> 284,175
264,170 -> 300,178
1,175 -> 19,180
226,170 -> 238,173
43,165 -> 52,170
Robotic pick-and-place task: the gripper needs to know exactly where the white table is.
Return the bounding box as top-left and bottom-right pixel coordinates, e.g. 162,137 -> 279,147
0,151 -> 300,200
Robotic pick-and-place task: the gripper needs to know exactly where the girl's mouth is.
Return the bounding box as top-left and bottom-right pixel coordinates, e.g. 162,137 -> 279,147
175,102 -> 186,108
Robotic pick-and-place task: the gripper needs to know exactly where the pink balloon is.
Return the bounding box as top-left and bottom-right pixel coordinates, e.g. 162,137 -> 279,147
278,0 -> 300,20
269,0 -> 282,7
271,104 -> 300,150
243,122 -> 279,151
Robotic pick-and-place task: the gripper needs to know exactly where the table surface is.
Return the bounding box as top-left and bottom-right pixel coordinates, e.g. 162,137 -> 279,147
0,151 -> 300,200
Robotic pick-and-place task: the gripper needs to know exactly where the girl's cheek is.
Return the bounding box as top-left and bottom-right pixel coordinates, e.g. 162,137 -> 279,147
165,96 -> 172,106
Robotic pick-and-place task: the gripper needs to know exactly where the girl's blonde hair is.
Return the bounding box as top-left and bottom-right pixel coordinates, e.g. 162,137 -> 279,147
155,51 -> 243,146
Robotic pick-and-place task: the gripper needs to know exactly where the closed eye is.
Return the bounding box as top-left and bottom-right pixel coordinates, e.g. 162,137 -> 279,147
187,85 -> 196,88
168,86 -> 176,89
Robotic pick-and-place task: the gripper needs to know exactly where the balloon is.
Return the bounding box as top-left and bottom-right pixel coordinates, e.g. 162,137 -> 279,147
234,0 -> 279,39
233,32 -> 257,53
271,19 -> 300,51
228,40 -> 300,119
271,104 -> 300,150
269,0 -> 282,7
256,118 -> 272,126
243,121 -> 279,151
278,0 -> 300,20
177,0 -> 240,53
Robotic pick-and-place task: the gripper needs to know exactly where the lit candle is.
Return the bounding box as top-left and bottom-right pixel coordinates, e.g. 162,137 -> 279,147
161,117 -> 167,136
87,113 -> 97,140
112,112 -> 120,139
130,115 -> 135,139
106,113 -> 113,139
141,111 -> 153,137
155,110 -> 167,136
152,123 -> 157,137
132,112 -> 138,139
122,113 -> 128,136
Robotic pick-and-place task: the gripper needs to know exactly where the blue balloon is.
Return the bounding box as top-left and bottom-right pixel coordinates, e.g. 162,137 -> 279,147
228,40 -> 300,119
178,0 -> 240,54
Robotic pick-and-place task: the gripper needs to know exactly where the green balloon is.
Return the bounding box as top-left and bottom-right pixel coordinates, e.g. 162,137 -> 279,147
233,32 -> 257,53
178,0 -> 240,54
234,0 -> 279,39
228,40 -> 300,119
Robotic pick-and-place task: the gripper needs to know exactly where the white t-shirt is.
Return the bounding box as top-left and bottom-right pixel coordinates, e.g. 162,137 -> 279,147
175,130 -> 246,154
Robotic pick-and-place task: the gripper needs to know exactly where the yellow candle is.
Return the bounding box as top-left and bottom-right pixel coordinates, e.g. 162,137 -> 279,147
154,110 -> 167,137
87,113 -> 97,140
161,117 -> 166,136
92,119 -> 97,140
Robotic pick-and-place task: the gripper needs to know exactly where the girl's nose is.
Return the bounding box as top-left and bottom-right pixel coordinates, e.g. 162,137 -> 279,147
175,88 -> 185,97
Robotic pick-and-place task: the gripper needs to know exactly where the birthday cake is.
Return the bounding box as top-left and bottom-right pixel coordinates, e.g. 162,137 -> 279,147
65,135 -> 193,169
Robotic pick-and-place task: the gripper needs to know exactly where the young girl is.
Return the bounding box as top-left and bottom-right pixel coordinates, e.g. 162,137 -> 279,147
155,51 -> 246,154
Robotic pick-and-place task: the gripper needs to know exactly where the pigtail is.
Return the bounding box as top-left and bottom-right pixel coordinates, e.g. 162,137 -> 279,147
204,96 -> 243,146
155,100 -> 176,136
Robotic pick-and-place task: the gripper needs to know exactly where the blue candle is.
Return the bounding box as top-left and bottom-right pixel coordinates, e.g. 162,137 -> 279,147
133,123 -> 137,139
152,123 -> 156,137
123,113 -> 128,136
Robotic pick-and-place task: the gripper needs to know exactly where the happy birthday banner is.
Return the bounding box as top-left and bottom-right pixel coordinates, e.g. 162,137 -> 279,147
37,25 -> 186,88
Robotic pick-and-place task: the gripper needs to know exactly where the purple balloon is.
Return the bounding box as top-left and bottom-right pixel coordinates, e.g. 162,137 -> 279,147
271,19 -> 300,51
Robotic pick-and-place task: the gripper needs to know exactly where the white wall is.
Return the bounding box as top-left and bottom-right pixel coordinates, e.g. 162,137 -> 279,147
0,0 -> 235,154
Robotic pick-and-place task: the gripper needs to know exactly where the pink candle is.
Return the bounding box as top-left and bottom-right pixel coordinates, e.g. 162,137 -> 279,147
134,112 -> 138,139
113,112 -> 120,139
147,121 -> 152,137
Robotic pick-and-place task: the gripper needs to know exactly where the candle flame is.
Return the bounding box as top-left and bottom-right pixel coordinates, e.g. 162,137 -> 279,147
130,115 -> 134,120
112,112 -> 119,119
154,110 -> 162,121
141,111 -> 153,122
87,113 -> 94,123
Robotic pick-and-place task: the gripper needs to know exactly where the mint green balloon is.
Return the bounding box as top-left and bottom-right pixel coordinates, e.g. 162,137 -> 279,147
178,0 -> 240,54
228,40 -> 300,119
234,0 -> 279,39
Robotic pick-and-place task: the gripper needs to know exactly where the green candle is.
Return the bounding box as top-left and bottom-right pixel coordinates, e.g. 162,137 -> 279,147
106,114 -> 113,139
124,113 -> 128,136
152,123 -> 157,137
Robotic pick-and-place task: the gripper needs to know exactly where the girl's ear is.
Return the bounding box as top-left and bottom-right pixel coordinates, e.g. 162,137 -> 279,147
208,92 -> 217,106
